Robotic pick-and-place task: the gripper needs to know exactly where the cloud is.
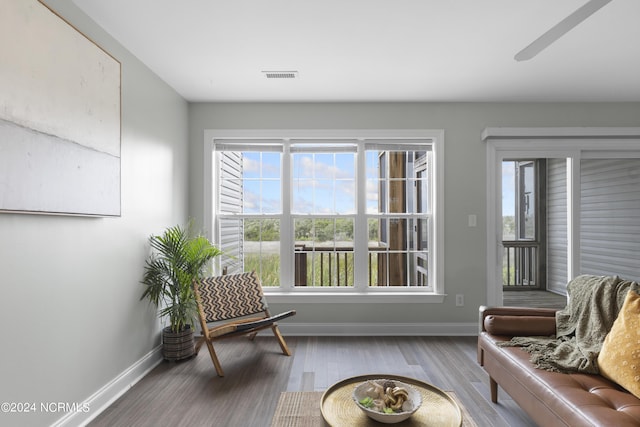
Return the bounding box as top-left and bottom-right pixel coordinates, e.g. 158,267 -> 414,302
242,189 -> 258,212
366,179 -> 378,201
295,156 -> 354,180
243,156 -> 260,174
243,156 -> 280,177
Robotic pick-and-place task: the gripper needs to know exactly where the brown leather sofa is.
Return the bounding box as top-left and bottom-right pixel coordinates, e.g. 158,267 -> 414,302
478,306 -> 640,427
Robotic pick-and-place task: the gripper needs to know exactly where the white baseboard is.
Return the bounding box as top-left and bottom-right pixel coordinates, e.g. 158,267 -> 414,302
277,322 -> 478,336
51,345 -> 163,427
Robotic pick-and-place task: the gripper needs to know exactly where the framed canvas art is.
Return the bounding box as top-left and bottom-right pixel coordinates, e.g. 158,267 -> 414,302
0,0 -> 121,216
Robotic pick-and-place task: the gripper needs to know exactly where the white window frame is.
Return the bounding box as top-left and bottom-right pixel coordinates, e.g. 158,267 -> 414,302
204,129 -> 445,304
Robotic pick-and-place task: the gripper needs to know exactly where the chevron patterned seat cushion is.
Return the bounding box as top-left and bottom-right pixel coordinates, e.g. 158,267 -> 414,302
197,271 -> 269,323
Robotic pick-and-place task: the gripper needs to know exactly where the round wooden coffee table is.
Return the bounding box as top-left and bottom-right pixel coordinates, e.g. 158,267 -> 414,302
320,374 -> 462,426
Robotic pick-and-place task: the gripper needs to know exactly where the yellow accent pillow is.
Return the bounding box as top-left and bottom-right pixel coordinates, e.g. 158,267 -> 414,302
598,289 -> 640,398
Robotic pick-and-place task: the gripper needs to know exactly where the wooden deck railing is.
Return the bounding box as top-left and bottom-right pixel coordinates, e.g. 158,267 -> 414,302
502,240 -> 539,288
294,244 -> 385,287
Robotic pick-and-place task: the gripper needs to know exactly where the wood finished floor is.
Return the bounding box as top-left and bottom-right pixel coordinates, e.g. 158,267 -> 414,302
90,292 -> 564,427
89,336 -> 538,427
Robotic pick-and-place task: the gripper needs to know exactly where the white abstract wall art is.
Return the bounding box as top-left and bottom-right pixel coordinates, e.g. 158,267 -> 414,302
0,0 -> 121,216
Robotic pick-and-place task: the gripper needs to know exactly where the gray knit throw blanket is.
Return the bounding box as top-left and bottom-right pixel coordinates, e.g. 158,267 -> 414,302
498,274 -> 637,374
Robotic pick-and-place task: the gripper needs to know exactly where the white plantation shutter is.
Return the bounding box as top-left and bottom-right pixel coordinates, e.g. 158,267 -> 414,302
217,151 -> 243,274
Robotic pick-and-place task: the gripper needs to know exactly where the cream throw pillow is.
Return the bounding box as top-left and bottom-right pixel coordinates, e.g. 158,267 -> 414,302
598,289 -> 640,398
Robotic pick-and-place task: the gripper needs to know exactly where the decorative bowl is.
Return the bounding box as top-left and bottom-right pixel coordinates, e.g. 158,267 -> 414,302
352,378 -> 422,424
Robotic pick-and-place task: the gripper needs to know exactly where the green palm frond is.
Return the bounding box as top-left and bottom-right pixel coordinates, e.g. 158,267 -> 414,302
141,221 -> 222,332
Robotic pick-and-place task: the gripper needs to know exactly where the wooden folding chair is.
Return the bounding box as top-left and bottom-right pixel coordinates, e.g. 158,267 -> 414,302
193,271 -> 296,377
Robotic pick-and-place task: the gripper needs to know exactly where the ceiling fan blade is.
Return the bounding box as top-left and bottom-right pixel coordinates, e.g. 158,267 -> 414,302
515,0 -> 613,61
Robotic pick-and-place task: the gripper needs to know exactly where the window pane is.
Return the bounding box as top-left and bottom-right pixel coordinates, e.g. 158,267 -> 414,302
520,162 -> 535,239
366,179 -> 379,214
366,150 -> 387,213
261,180 -> 281,213
293,151 -> 355,215
315,153 -> 333,179
314,181 -> 334,214
336,153 -> 355,176
220,151 -> 281,214
418,218 -> 429,250
292,154 -> 312,178
242,152 -> 261,179
417,174 -> 429,214
366,151 -> 379,179
294,218 -> 354,287
243,180 -> 260,213
502,161 -> 516,240
336,180 -> 355,214
367,149 -> 430,215
261,152 -> 281,178
367,217 -> 428,287
379,217 -> 388,246
292,185 -> 312,214
244,219 -> 280,286
368,218 -> 381,286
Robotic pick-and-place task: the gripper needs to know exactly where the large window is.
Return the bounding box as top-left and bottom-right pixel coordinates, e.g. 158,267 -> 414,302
206,130 -> 444,301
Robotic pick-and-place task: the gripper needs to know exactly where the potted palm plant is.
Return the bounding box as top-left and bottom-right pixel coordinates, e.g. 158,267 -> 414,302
141,222 -> 222,361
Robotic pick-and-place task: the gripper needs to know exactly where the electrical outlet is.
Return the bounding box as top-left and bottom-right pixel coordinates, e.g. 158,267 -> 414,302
455,294 -> 464,307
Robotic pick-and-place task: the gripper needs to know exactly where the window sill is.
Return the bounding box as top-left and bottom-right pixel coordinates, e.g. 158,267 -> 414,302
263,289 -> 446,304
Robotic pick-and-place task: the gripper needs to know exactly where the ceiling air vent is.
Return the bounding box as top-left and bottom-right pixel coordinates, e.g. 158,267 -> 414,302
262,71 -> 298,79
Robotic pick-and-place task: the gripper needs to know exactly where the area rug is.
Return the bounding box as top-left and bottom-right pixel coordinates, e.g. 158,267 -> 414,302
270,391 -> 478,427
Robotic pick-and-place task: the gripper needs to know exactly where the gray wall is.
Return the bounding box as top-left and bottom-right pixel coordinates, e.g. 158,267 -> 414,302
0,2 -> 189,426
188,103 -> 640,325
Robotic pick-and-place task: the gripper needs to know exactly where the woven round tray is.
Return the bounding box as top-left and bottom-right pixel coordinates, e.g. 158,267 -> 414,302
320,374 -> 462,427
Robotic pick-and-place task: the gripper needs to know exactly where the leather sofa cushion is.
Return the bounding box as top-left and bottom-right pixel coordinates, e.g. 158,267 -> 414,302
484,315 -> 555,336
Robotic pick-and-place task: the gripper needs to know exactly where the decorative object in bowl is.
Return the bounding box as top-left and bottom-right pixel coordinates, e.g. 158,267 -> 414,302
352,378 -> 422,424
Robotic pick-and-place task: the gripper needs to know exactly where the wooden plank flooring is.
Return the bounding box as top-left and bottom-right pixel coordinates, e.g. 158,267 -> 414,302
89,336 -> 537,427
89,292 -> 566,426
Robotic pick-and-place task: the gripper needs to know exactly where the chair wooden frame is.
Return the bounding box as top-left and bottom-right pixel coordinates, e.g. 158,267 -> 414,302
193,271 -> 296,377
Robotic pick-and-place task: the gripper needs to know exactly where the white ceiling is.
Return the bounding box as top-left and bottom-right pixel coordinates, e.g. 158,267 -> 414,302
72,0 -> 640,103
